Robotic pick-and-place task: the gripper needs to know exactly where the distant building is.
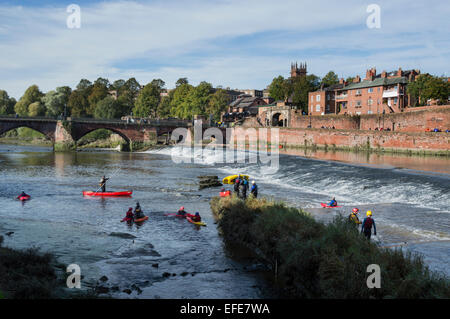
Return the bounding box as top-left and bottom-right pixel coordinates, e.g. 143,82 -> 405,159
290,62 -> 307,78
308,67 -> 420,115
221,96 -> 268,123
240,89 -> 263,97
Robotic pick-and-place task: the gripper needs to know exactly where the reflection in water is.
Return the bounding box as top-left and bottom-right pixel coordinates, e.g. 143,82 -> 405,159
279,148 -> 450,175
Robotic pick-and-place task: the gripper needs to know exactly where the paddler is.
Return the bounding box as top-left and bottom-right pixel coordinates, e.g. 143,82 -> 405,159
99,175 -> 109,192
348,208 -> 362,225
121,207 -> 134,222
250,181 -> 258,198
17,191 -> 29,199
177,206 -> 187,216
234,179 -> 240,197
134,202 -> 144,219
361,211 -> 377,240
191,212 -> 201,222
328,197 -> 337,207
240,178 -> 248,199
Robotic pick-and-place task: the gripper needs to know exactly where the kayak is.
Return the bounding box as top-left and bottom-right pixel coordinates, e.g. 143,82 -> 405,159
18,195 -> 31,201
134,216 -> 149,223
186,216 -> 206,227
83,191 -> 132,197
121,217 -> 133,223
321,203 -> 342,208
220,190 -> 231,197
222,175 -> 249,185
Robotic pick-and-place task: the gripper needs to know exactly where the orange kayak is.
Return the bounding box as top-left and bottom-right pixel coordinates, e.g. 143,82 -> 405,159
134,216 -> 148,222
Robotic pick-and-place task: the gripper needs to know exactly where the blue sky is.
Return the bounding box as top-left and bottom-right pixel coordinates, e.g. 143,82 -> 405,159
0,0 -> 449,99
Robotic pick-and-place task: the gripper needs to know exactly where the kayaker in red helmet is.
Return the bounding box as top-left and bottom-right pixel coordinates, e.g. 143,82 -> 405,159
17,191 -> 29,200
121,207 -> 134,222
177,206 -> 187,216
191,212 -> 201,222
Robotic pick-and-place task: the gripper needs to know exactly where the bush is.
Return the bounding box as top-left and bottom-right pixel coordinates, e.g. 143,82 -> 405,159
210,197 -> 450,299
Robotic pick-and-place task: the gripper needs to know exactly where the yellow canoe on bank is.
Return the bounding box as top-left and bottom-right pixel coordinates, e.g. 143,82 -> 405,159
222,175 -> 249,185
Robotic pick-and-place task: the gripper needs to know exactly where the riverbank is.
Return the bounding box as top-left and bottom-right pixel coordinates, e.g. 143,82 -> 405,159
210,196 -> 450,298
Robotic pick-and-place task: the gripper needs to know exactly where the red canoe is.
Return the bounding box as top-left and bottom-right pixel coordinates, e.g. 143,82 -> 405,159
320,203 -> 342,208
83,191 -> 132,197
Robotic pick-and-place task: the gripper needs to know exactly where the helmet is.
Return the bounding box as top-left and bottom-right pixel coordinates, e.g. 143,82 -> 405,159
366,210 -> 372,216
180,206 -> 184,210
195,212 -> 199,216
252,181 -> 255,184
235,179 -> 240,183
128,207 -> 133,210
352,208 -> 359,213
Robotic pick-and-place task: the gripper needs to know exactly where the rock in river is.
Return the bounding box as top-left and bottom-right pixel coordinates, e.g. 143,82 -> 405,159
109,232 -> 137,239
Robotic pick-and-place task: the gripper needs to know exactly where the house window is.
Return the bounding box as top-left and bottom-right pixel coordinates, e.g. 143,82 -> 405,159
355,101 -> 362,108
316,95 -> 320,102
311,95 -> 314,101
368,88 -> 374,93
368,99 -> 373,106
316,105 -> 320,112
327,95 -> 330,101
356,90 -> 362,96
394,97 -> 398,104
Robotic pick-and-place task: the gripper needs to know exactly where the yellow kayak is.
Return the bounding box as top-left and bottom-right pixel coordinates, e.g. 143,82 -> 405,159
222,175 -> 249,185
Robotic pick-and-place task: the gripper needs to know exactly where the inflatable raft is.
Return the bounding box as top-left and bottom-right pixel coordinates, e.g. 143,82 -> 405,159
222,175 -> 249,185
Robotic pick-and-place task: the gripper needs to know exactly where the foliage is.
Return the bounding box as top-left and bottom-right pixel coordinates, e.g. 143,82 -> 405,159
268,76 -> 288,101
207,88 -> 229,121
67,90 -> 89,117
210,196 -> 450,299
133,81 -> 162,117
94,96 -> 124,119
0,90 -> 16,115
42,86 -> 72,117
176,77 -> 189,87
14,85 -> 43,116
87,79 -> 109,116
321,71 -> 339,88
407,74 -> 450,106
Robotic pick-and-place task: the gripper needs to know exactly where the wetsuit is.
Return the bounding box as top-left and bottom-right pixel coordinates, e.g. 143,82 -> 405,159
134,206 -> 144,219
240,180 -> 248,199
348,213 -> 362,225
178,209 -> 187,216
234,179 -> 240,196
250,184 -> 258,198
361,217 -> 377,240
328,199 -> 337,207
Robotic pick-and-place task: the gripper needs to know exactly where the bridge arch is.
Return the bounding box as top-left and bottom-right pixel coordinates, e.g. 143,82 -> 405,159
74,127 -> 131,144
0,120 -> 56,141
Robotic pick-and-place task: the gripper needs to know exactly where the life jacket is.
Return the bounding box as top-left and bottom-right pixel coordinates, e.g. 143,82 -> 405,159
192,215 -> 201,222
363,217 -> 374,230
220,190 -> 231,197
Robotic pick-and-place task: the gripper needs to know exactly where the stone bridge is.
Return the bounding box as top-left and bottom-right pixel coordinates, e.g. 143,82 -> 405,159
0,117 -> 193,151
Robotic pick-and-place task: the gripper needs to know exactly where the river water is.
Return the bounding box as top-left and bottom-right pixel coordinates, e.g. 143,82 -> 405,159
0,143 -> 449,298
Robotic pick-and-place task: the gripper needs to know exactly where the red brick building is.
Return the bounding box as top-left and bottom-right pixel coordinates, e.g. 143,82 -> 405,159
308,67 -> 420,116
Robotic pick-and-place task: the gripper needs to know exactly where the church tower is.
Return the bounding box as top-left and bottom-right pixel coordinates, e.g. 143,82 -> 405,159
290,62 -> 307,78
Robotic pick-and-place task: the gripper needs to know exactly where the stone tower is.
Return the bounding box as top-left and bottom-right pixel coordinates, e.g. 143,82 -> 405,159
290,62 -> 307,78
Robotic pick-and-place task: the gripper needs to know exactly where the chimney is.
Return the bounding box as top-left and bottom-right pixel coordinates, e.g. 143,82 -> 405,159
397,67 -> 402,77
353,75 -> 361,83
339,78 -> 345,84
381,71 -> 387,78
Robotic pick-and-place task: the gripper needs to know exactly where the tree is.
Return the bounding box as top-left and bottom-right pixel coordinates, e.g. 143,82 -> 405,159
290,74 -> 321,112
111,79 -> 126,92
94,96 -> 122,119
176,78 -> 189,87
269,75 -> 287,101
28,101 -> 46,117
407,74 -> 450,106
68,90 -> 89,117
42,86 -> 72,117
87,82 -> 108,116
0,90 -> 16,115
345,76 -> 355,83
94,77 -> 110,89
170,83 -> 193,118
76,79 -> 93,91
207,88 -> 229,121
133,82 -> 161,118
118,78 -> 141,115
321,71 -> 339,88
157,96 -> 171,118
14,85 -> 43,116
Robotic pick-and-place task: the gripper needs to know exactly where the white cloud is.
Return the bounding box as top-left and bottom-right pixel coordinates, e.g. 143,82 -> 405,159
0,0 -> 448,99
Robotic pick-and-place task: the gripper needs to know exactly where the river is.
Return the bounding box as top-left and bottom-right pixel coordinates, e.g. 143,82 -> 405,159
0,143 -> 449,298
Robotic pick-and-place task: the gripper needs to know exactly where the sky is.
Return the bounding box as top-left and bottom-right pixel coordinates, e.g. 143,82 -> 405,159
0,0 -> 449,99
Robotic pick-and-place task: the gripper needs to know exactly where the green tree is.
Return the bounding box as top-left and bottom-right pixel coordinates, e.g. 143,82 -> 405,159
87,82 -> 108,116
207,88 -> 229,121
157,96 -> 172,118
0,90 -> 16,115
268,76 -> 288,101
28,101 -> 46,117
407,74 -> 450,106
133,82 -> 161,118
14,85 -> 43,116
321,71 -> 339,88
170,83 -> 193,118
67,90 -> 89,117
290,74 -> 321,112
42,86 -> 72,117
94,96 -> 122,119
175,77 -> 189,87
118,78 -> 141,115
76,79 -> 93,91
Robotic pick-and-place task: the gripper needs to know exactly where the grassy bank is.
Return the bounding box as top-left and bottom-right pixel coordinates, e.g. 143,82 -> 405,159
0,127 -> 52,147
210,196 -> 450,298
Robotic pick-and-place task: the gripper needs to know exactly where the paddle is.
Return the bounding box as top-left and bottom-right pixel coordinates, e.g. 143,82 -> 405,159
92,167 -> 121,195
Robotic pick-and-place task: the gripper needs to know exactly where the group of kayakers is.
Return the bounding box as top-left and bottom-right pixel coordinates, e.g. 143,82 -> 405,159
121,202 -> 147,222
177,206 -> 202,222
220,175 -> 258,200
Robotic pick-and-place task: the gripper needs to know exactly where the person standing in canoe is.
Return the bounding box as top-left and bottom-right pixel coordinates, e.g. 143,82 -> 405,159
250,181 -> 258,198
121,207 -> 134,222
361,211 -> 377,240
99,175 -> 109,192
134,202 -> 144,219
348,208 -> 362,226
17,191 -> 29,199
328,197 -> 338,207
191,212 -> 201,222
